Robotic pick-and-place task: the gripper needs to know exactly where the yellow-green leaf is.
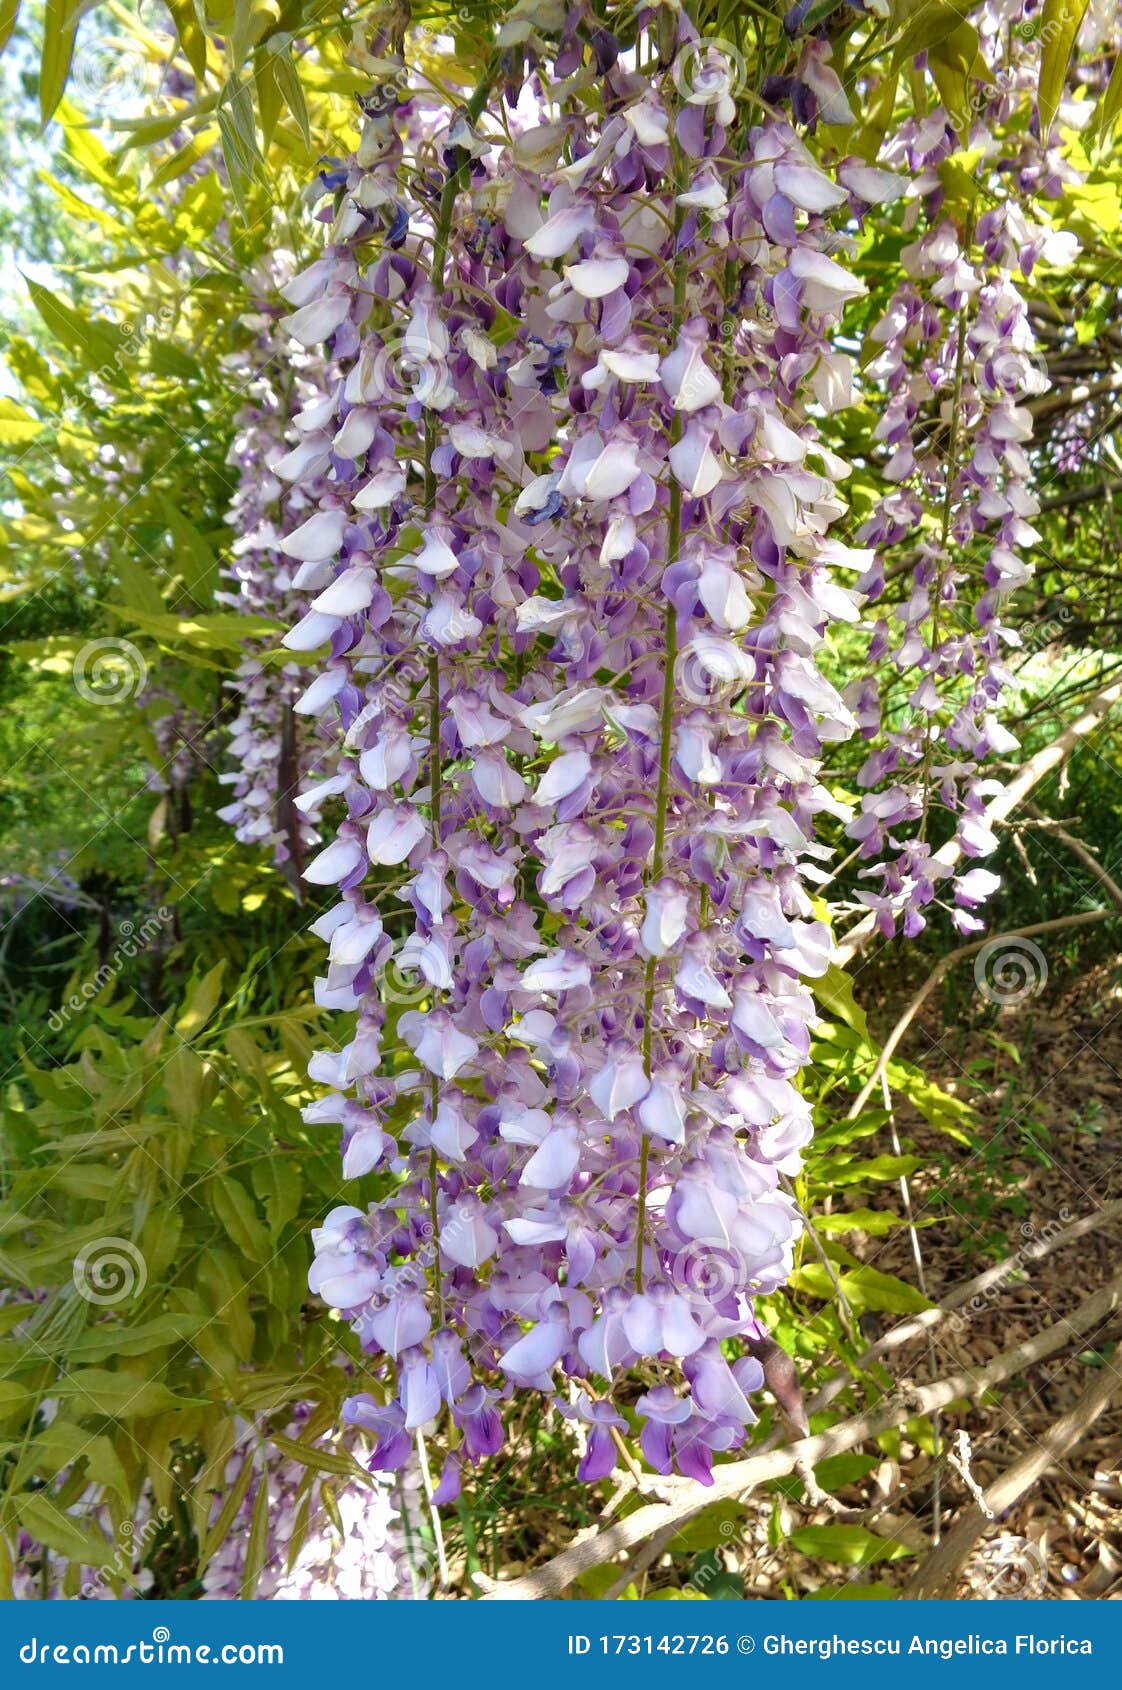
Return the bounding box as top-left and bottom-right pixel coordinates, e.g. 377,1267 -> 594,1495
1039,1 -> 1090,135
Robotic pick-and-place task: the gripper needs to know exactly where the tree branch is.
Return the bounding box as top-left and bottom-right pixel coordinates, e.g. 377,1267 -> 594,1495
480,1271 -> 1122,1600
833,679 -> 1122,967
905,1362 -> 1122,1598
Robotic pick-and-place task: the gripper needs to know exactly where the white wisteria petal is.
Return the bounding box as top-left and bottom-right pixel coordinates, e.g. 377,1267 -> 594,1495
533,750 -> 591,806
311,568 -> 375,616
563,256 -> 630,298
366,806 -> 427,865
280,508 -> 346,562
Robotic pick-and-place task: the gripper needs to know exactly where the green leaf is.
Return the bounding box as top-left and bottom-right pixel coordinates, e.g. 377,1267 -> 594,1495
814,1208 -> 916,1237
1039,1 -> 1090,136
18,1493 -> 111,1563
251,1159 -> 302,1236
272,40 -> 311,148
17,1422 -> 131,1504
891,1 -> 973,68
0,0 -> 20,54
1096,52 -> 1122,139
24,277 -> 123,371
839,1265 -> 934,1315
39,0 -> 81,124
788,1523 -> 916,1566
270,1433 -> 370,1481
813,965 -> 870,1039
209,1174 -> 270,1263
69,1314 -> 205,1363
0,397 -> 43,445
175,960 -> 227,1039
811,1153 -> 923,1188
164,0 -> 207,82
241,1472 -> 270,1599
56,1368 -> 184,1420
198,1450 -> 256,1572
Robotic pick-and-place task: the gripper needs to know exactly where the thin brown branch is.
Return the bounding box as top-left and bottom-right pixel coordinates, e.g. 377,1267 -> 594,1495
905,1362 -> 1122,1598
833,678 -> 1122,966
843,909 -> 1115,1123
482,1271 -> 1122,1600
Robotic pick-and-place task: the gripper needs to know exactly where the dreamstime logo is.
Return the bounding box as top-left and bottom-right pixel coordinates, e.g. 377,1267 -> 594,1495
670,1239 -> 752,1306
89,299 -> 184,395
48,907 -> 173,1031
72,1237 -> 148,1306
379,943 -> 434,1007
983,345 -> 1050,403
70,34 -> 149,111
366,335 -> 451,409
72,638 -> 148,706
79,1507 -> 170,1599
972,1533 -> 1048,1599
385,1535 -> 439,1599
973,936 -> 1048,1006
947,1207 -> 1074,1333
674,637 -> 751,707
671,39 -> 747,110
1022,605 -> 1075,651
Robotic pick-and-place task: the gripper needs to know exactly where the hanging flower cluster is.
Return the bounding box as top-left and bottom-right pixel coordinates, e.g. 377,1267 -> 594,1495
842,10 -> 1080,937
201,1411 -> 426,1600
279,10 -> 912,1489
216,292 -> 335,878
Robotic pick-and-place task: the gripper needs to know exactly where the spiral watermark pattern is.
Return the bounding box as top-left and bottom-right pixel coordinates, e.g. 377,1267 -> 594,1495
366,336 -> 450,409
972,1534 -> 1048,1599
982,346 -> 1050,402
385,1536 -> 439,1599
380,945 -> 433,1007
72,1237 -> 148,1306
73,638 -> 148,706
671,39 -> 747,108
674,638 -> 749,708
70,36 -> 149,112
669,1239 -> 751,1307
973,937 -> 1048,1007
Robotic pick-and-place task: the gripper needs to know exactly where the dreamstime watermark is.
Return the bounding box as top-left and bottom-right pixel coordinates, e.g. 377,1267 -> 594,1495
670,1239 -> 754,1307
671,39 -> 747,113
89,298 -> 187,395
48,907 -> 173,1031
18,1629 -> 284,1666
72,1237 -> 148,1306
973,936 -> 1048,1006
674,636 -> 752,707
947,1208 -> 1075,1334
72,638 -> 148,706
78,1506 -> 171,1599
968,1533 -> 1049,1599
70,32 -> 149,111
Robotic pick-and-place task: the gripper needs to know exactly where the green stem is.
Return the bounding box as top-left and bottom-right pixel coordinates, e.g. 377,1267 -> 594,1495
920,216 -> 974,843
417,60 -> 495,1318
635,198 -> 689,1293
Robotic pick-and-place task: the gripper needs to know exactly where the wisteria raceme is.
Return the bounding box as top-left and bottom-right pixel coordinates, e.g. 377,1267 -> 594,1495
841,5 -> 1084,938
216,291 -> 335,880
280,10 -> 910,1490
202,1413 -> 427,1600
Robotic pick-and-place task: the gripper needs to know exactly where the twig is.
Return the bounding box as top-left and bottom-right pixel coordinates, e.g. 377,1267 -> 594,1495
844,909 -> 1115,1123
1022,806 -> 1122,911
414,1430 -> 448,1588
833,680 -> 1122,966
905,1362 -> 1122,1598
481,1271 -> 1122,1599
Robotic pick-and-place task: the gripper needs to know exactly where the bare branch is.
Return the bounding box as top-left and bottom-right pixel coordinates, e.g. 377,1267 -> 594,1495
482,1271 -> 1122,1600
